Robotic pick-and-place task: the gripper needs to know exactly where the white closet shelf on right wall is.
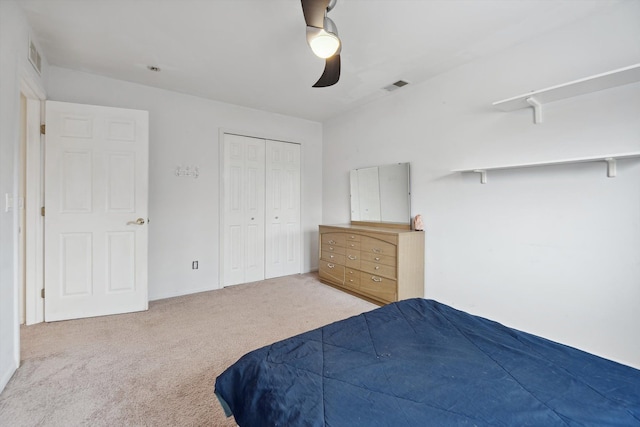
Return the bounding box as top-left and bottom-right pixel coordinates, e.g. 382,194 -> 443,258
453,152 -> 640,184
492,63 -> 640,124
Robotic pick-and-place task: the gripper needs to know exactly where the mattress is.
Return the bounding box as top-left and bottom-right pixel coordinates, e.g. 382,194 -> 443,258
215,298 -> 640,426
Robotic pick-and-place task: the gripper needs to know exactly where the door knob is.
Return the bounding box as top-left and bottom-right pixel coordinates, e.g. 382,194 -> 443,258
127,218 -> 145,225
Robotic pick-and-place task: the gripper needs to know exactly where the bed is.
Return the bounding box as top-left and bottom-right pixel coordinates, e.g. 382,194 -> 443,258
214,298 -> 640,426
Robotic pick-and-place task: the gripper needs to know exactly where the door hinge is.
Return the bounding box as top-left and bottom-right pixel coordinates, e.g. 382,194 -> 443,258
41,288 -> 45,299
40,124 -> 46,135
41,206 -> 45,216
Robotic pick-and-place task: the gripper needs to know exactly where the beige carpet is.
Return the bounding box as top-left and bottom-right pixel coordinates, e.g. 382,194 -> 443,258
0,273 -> 376,426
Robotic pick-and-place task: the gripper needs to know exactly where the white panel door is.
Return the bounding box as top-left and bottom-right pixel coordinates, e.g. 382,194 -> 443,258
265,141 -> 301,279
222,134 -> 265,286
44,101 -> 149,321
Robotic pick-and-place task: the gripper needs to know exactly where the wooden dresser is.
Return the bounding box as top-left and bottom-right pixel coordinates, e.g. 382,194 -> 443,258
318,224 -> 424,305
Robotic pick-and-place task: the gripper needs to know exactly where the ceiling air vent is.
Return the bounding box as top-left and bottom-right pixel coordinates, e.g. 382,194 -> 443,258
383,80 -> 409,92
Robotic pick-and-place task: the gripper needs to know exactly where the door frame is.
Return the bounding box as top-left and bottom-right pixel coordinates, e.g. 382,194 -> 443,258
20,71 -> 46,325
218,128 -> 303,288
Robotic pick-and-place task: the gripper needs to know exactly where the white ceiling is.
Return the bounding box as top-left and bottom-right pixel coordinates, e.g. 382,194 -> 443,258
17,0 -> 620,122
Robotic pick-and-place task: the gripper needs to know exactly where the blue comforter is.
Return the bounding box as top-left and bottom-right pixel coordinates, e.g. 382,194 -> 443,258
214,299 -> 640,426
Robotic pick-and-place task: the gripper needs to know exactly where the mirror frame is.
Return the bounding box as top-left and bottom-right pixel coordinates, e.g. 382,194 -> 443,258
350,162 -> 411,229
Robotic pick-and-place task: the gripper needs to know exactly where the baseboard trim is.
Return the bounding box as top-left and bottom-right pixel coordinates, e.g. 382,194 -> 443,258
0,361 -> 18,394
149,271 -> 319,302
149,285 -> 221,302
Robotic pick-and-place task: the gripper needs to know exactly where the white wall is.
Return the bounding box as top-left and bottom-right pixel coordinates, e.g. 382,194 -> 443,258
323,2 -> 640,368
46,67 -> 323,301
0,0 -> 47,393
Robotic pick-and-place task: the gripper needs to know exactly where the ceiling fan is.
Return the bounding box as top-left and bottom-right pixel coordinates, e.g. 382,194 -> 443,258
301,0 -> 341,87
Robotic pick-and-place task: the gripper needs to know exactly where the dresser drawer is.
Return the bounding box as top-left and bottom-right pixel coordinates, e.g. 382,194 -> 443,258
345,268 -> 361,287
321,251 -> 345,265
321,243 -> 346,256
345,240 -> 361,250
361,237 -> 396,257
360,260 -> 396,279
359,273 -> 397,303
360,251 -> 396,267
345,233 -> 361,243
321,232 -> 346,247
345,250 -> 361,269
319,261 -> 345,284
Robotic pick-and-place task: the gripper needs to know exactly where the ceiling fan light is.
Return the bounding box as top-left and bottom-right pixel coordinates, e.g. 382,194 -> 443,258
309,30 -> 340,59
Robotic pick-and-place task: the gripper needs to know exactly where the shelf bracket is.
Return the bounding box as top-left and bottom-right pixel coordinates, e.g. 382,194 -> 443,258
526,97 -> 543,124
473,169 -> 487,184
605,158 -> 617,178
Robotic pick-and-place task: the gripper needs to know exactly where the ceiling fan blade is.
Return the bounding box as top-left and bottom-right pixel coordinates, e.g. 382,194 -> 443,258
301,0 -> 330,28
313,54 -> 340,87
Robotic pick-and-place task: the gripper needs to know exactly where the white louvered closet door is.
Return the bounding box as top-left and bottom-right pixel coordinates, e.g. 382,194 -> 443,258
265,141 -> 300,279
222,134 -> 266,286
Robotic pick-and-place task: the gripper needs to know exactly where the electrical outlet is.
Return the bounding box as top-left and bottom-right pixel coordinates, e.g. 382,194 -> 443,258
192,261 -> 198,270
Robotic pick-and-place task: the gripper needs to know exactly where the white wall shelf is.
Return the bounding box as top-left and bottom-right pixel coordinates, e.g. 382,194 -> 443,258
453,152 -> 640,184
492,64 -> 640,124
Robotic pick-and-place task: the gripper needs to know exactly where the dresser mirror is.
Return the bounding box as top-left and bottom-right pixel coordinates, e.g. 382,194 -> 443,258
350,162 -> 411,224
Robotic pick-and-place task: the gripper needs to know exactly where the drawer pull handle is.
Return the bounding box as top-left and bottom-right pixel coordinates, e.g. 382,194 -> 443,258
348,255 -> 357,260
328,240 -> 336,244
349,279 -> 354,282
330,255 -> 334,258
375,257 -> 380,261
371,276 -> 382,282
372,248 -> 382,253
327,263 -> 335,269
350,235 -> 356,239
350,244 -> 355,247
375,266 -> 380,270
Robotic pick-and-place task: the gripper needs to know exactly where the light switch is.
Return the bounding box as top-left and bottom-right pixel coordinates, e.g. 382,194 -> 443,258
5,193 -> 13,212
